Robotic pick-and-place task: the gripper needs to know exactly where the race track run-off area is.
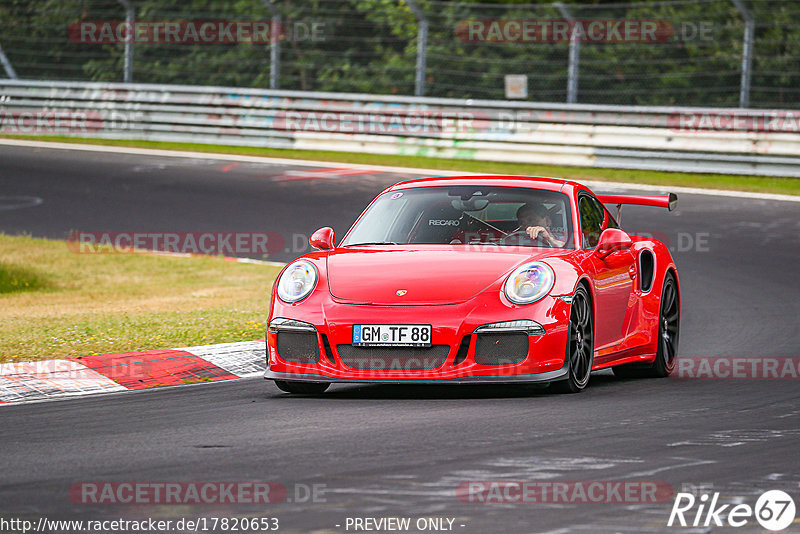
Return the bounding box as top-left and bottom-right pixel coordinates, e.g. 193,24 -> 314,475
0,142 -> 799,534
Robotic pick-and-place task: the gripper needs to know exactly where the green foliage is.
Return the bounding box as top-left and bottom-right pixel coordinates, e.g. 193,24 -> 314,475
1,0 -> 798,107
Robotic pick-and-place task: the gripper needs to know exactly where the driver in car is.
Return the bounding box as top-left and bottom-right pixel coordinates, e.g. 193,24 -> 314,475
514,203 -> 566,247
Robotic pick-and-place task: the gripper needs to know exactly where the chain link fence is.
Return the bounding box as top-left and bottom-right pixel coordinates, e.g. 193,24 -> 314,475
0,0 -> 798,108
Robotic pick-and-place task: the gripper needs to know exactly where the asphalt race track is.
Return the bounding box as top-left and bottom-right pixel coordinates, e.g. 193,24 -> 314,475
1,143 -> 799,533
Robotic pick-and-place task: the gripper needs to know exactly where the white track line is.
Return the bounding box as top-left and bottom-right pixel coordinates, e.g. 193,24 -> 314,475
0,340 -> 268,404
178,340 -> 267,378
0,360 -> 126,403
1,138 -> 799,203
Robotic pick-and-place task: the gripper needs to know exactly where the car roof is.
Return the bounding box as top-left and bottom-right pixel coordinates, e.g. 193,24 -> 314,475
388,175 -> 584,194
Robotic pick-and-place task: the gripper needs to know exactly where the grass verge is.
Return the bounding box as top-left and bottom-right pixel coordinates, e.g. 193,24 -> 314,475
3,135 -> 800,196
0,234 -> 281,363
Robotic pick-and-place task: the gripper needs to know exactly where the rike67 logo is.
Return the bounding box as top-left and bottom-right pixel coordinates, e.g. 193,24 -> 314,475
668,490 -> 796,531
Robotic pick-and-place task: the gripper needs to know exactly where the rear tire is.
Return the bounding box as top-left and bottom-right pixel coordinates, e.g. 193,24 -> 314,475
552,285 -> 594,393
613,272 -> 679,379
274,380 -> 330,394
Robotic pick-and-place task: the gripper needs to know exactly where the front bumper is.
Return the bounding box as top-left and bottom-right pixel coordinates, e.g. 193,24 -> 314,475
265,294 -> 571,384
264,365 -> 568,384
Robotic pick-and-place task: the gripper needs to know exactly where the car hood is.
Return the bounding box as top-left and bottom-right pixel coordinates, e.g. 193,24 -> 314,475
326,246 -> 565,305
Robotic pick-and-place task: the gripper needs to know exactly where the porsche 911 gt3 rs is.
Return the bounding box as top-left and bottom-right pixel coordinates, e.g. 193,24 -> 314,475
265,175 -> 680,394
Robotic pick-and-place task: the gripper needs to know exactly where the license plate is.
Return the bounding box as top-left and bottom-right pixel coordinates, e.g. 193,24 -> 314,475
352,324 -> 432,347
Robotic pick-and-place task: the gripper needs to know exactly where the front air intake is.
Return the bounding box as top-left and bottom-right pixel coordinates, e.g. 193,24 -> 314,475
474,332 -> 529,365
452,335 -> 472,366
277,331 -> 320,363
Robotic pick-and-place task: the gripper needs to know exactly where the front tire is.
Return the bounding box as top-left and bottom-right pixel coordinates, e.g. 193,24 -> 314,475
613,271 -> 679,379
553,285 -> 594,393
274,380 -> 330,394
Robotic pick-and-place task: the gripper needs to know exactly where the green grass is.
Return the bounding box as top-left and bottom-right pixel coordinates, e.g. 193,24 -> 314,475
0,262 -> 52,294
0,234 -> 281,363
4,134 -> 800,196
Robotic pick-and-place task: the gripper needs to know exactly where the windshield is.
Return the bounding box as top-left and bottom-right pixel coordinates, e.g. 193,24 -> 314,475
341,186 -> 574,249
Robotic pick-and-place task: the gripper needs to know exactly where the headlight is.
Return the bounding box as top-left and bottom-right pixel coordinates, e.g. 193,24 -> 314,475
503,261 -> 555,305
277,260 -> 318,303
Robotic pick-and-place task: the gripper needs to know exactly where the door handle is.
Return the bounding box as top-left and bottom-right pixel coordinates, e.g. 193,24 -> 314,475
628,265 -> 637,279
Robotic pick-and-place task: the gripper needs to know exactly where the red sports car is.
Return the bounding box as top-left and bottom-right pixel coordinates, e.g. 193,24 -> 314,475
265,176 -> 679,394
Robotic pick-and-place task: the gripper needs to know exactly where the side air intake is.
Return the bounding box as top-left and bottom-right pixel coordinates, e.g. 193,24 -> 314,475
639,249 -> 655,294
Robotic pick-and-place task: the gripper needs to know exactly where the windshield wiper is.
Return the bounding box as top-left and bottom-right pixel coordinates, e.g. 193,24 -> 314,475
343,241 -> 400,246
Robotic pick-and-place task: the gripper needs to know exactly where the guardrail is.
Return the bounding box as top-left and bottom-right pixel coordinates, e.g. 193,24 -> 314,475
2,80 -> 800,177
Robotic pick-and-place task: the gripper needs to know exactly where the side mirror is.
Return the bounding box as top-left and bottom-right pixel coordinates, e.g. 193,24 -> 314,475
595,228 -> 632,259
309,227 -> 335,251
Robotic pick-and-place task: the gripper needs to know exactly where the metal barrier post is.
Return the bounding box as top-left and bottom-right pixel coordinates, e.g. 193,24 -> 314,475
555,3 -> 580,104
260,0 -> 281,89
731,0 -> 754,108
116,0 -> 134,83
403,0 -> 428,97
0,42 -> 17,79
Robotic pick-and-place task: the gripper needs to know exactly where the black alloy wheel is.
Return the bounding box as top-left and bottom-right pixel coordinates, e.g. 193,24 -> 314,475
553,285 -> 593,393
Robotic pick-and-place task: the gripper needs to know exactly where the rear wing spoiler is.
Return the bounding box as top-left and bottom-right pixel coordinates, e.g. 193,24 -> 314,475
596,193 -> 678,211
